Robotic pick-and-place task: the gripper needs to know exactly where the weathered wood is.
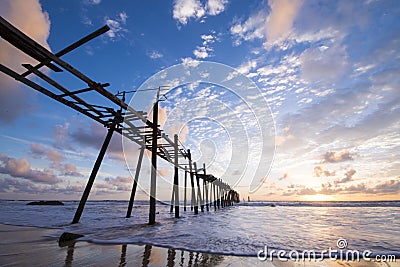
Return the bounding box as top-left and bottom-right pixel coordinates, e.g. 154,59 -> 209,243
174,134 -> 179,218
21,25 -> 110,77
149,100 -> 158,225
184,166 -> 187,211
203,163 -> 209,211
188,150 -> 197,214
72,116 -> 118,224
0,16 -> 242,225
194,162 -> 204,212
126,145 -> 145,218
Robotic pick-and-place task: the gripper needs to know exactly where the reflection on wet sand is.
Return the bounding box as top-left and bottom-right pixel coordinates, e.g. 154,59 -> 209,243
137,244 -> 224,267
119,244 -> 127,267
62,242 -> 225,267
60,241 -> 400,267
142,244 -> 152,267
64,243 -> 75,267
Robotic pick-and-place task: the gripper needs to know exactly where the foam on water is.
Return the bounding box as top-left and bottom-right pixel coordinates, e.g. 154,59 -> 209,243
0,200 -> 399,257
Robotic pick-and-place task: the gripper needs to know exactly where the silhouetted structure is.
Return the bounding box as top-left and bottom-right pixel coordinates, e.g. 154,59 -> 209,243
0,16 -> 239,226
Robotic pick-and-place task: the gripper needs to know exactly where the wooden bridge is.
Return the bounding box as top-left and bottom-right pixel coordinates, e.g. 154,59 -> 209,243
0,16 -> 239,225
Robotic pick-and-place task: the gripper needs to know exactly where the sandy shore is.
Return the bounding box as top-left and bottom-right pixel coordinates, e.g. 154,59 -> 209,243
0,224 -> 398,267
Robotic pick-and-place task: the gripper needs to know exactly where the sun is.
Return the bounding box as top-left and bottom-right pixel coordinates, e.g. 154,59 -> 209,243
304,194 -> 333,201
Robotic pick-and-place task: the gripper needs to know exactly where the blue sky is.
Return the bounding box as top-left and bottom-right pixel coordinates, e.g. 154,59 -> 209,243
0,0 -> 399,201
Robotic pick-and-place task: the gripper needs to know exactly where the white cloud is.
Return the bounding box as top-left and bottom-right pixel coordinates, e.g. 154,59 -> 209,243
147,50 -> 164,59
119,12 -> 128,24
193,46 -> 209,59
193,33 -> 218,59
237,60 -> 257,75
206,0 -> 228,16
173,0 -> 229,25
230,10 -> 266,46
181,57 -> 200,68
173,0 -> 205,25
105,12 -> 128,39
87,0 -> 101,4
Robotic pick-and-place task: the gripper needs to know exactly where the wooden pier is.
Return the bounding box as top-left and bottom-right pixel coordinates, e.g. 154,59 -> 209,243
0,16 -> 240,225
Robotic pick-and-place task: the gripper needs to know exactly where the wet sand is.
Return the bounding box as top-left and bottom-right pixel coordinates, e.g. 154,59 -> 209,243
0,224 -> 398,267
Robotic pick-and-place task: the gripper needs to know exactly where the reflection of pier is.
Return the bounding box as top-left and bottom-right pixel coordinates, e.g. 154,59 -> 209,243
62,242 -> 225,267
0,17 -> 240,225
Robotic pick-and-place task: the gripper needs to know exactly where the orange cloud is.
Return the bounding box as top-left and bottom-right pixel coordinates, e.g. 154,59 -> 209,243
266,0 -> 303,43
0,0 -> 51,122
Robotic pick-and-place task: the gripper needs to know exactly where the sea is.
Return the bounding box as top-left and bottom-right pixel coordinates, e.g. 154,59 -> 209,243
0,200 -> 399,259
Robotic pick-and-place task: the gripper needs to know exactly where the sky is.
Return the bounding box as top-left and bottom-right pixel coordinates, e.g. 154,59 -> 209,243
0,0 -> 399,201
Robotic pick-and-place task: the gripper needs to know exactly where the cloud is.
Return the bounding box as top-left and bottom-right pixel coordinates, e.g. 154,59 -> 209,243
328,179 -> 400,195
193,46 -> 210,59
334,169 -> 356,185
0,0 -> 51,123
30,143 -> 46,157
230,10 -> 266,46
181,57 -> 200,68
58,163 -> 82,177
54,123 -> 70,148
173,0 -> 229,25
193,33 -> 218,59
372,179 -> 400,194
30,142 -> 83,177
278,172 -> 288,180
265,0 -> 303,44
147,50 -> 164,59
86,0 -> 101,4
102,176 -> 132,191
71,122 -> 125,161
314,166 -> 336,177
119,11 -> 128,24
237,60 -> 257,75
46,149 -> 65,165
173,0 -> 205,25
300,44 -> 349,84
322,150 -> 354,163
105,12 -> 128,39
207,0 -> 228,16
287,178 -> 400,197
0,153 -> 61,184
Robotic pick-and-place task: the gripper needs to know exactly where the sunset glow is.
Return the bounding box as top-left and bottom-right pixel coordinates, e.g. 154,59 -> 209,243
0,0 -> 399,201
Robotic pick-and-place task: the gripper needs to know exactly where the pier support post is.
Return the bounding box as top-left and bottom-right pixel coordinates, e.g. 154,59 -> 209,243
203,163 -> 209,211
217,180 -> 220,209
173,134 -> 180,218
213,182 -> 217,210
184,166 -> 187,211
194,162 -> 204,212
188,150 -> 198,214
126,145 -> 145,218
170,186 -> 175,213
72,118 -> 117,224
149,97 -> 159,225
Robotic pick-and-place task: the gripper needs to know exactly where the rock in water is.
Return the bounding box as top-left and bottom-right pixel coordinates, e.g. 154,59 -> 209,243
58,232 -> 84,247
26,200 -> 64,205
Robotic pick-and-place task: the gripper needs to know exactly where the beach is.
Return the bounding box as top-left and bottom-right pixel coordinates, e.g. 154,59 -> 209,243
1,200 -> 399,266
1,224 -> 398,267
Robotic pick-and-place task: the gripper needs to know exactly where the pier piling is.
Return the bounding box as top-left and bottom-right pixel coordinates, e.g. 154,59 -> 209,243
126,145 -> 145,218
